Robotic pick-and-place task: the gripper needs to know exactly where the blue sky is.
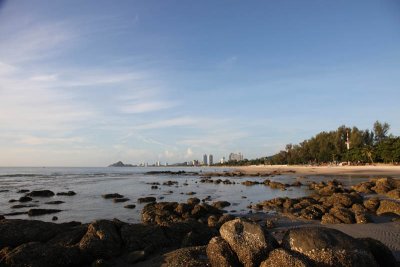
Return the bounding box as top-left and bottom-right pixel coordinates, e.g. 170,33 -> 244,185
0,0 -> 399,166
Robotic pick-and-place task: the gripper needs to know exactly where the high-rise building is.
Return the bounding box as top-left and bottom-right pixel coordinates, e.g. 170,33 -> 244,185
208,154 -> 213,165
203,154 -> 208,165
220,157 -> 225,164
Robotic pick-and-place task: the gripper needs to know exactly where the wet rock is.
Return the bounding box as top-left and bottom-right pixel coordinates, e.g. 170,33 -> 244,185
17,189 -> 30,193
124,204 -> 136,209
26,190 -> 55,197
264,219 -> 275,229
57,191 -> 76,196
386,189 -> 400,199
160,246 -> 209,267
242,180 -> 260,186
28,209 -> 62,216
0,215 -> 5,220
358,237 -> 397,267
206,236 -> 241,267
212,201 -> 231,209
0,219 -> 67,248
326,206 -> 355,224
282,227 -> 378,267
300,204 -> 326,220
3,211 -> 29,216
52,216 -> 58,221
1,242 -> 82,267
324,193 -> 362,208
352,182 -> 374,194
45,201 -> 65,205
126,250 -> 146,264
8,199 -> 17,203
269,181 -> 287,190
186,191 -> 196,195
376,199 -> 400,216
163,220 -> 216,247
102,193 -> 123,199
48,224 -> 88,247
18,196 -> 32,202
187,197 -> 201,205
113,198 -> 129,203
219,218 -> 278,267
363,197 -> 380,212
79,220 -> 122,260
120,223 -> 168,252
371,178 -> 395,194
260,248 -> 311,267
11,204 -> 39,209
138,197 -> 156,203
163,180 -> 178,186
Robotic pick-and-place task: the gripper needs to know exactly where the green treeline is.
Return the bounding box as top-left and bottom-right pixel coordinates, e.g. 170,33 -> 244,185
219,121 -> 400,166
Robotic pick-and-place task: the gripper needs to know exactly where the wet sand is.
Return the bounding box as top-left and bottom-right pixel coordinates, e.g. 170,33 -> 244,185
238,165 -> 400,177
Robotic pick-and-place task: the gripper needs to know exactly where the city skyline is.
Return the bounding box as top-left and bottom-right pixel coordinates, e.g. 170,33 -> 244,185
1,1 -> 400,166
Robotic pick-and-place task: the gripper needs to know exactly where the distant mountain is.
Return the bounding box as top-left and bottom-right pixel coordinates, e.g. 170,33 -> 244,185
108,161 -> 135,167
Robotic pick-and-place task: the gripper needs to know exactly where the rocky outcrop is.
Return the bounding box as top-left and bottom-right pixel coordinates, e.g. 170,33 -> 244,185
376,199 -> 400,216
281,227 -> 378,267
219,218 -> 278,267
206,236 -> 241,267
260,248 -> 310,267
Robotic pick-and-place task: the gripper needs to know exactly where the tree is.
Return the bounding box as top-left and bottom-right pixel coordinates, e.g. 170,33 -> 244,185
373,121 -> 390,144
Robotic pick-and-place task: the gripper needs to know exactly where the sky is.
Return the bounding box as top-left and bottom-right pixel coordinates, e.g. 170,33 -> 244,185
0,0 -> 400,167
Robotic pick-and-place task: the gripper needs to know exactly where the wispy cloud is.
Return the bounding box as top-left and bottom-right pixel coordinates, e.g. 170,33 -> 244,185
120,101 -> 177,114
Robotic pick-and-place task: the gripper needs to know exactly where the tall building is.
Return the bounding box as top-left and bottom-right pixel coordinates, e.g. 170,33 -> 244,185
220,157 -> 225,164
229,152 -> 244,162
208,154 -> 213,165
203,154 -> 208,165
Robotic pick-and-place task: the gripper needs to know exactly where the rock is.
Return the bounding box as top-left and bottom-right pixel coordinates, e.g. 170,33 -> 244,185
324,193 -> 362,208
260,248 -> 310,267
206,236 -> 241,267
186,191 -> 196,195
352,182 -> 375,194
0,215 -> 5,220
354,211 -> 370,224
376,199 -> 400,216
57,191 -> 76,196
47,224 -> 87,247
138,197 -> 156,203
351,203 -> 367,214
358,237 -> 397,267
52,216 -> 58,221
26,190 -> 55,197
187,197 -> 200,205
45,201 -> 65,205
113,198 -> 129,203
281,227 -> 378,267
28,209 -> 62,216
0,242 -> 82,267
329,207 -> 355,224
17,189 -> 30,193
124,204 -> 136,209
300,204 -> 326,220
371,178 -> 395,194
126,250 -> 146,264
363,197 -> 380,212
386,189 -> 400,199
11,204 -> 39,209
8,199 -> 17,203
161,246 -> 209,267
321,213 -> 343,224
219,218 -> 278,267
0,219 -> 68,248
79,220 -> 122,260
102,193 -> 123,199
120,223 -> 169,252
265,219 -> 275,229
18,196 -> 32,202
212,201 -> 231,209
207,215 -> 219,228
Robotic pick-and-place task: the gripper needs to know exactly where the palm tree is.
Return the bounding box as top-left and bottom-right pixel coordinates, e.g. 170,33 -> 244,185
362,146 -> 374,164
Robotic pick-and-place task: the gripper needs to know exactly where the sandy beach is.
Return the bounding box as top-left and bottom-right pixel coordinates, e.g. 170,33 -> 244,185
238,164 -> 400,177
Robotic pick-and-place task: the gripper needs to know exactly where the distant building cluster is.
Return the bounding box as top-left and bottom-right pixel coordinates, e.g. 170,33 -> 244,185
229,152 -> 244,162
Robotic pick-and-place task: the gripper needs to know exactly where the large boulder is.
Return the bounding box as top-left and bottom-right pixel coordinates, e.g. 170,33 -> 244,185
219,218 -> 278,267
79,220 -> 122,260
363,197 -> 380,212
324,193 -> 362,208
281,227 -> 378,267
0,242 -> 82,267
0,219 -> 66,249
206,236 -> 241,267
161,246 -> 209,267
26,190 -> 55,197
357,238 -> 397,267
376,199 -> 400,216
120,223 -> 169,252
386,189 -> 400,200
260,248 -> 311,267
371,178 -> 396,194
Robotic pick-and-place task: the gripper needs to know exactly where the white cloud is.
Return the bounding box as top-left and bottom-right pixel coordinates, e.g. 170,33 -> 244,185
30,74 -> 58,82
133,116 -> 196,130
17,135 -> 84,146
120,101 -> 176,114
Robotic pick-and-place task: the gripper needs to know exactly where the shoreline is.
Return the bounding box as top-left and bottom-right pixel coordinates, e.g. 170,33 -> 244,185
236,165 -> 400,177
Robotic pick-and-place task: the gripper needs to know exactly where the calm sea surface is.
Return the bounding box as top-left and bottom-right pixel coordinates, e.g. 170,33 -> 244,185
0,167 -> 371,223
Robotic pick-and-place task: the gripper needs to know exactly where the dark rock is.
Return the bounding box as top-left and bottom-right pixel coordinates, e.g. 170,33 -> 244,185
79,220 -> 122,260
28,209 -> 62,216
124,204 -> 136,209
56,191 -> 76,196
151,185 -> 158,189
48,224 -> 88,247
112,198 -> 129,203
159,246 -> 209,267
1,242 -> 82,267
8,199 -> 17,203
376,199 -> 400,216
138,197 -> 156,203
186,191 -> 196,195
260,248 -> 311,267
162,180 -> 179,186
212,201 -> 231,209
52,216 -> 58,221
19,196 -> 32,202
324,193 -> 362,208
358,237 -> 397,267
11,204 -> 39,209
219,218 -> 278,267
17,189 -> 30,193
0,219 -> 67,248
3,211 -> 29,216
164,220 -> 216,248
265,219 -> 275,229
120,223 -> 168,252
300,204 -> 326,220
206,236 -> 241,267
45,201 -> 65,205
0,215 -> 5,220
281,227 -> 378,267
102,193 -> 123,199
125,250 -> 146,264
187,197 -> 201,205
26,190 -> 55,197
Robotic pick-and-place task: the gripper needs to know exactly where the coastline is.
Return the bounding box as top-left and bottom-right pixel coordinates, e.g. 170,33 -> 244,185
236,165 -> 400,177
